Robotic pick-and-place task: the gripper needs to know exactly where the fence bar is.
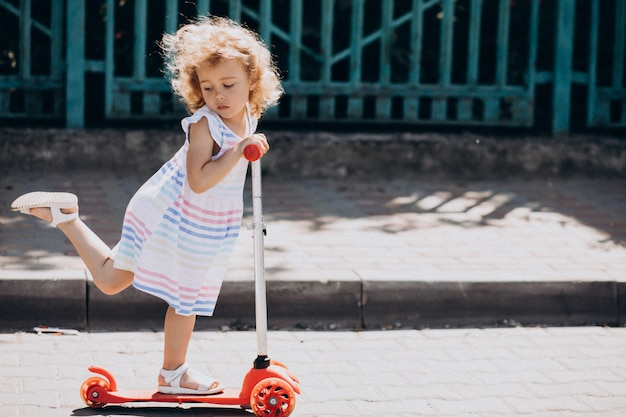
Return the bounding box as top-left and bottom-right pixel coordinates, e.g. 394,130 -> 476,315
321,0 -> 333,85
104,0 -> 114,119
19,0 -> 30,79
613,0 -> 625,89
404,0 -> 424,119
165,0 -> 178,33
587,0 -> 599,125
134,0 -> 147,81
379,0 -> 392,86
376,0 -> 393,119
196,0 -> 209,16
495,0 -> 510,87
348,0 -> 364,118
439,0 -> 454,88
552,0 -> 575,134
66,0 -> 85,127
526,0 -> 539,91
51,0 -> 63,79
289,0 -> 302,82
350,0 -> 363,85
320,0 -> 334,118
229,0 -> 242,20
259,0 -> 272,43
466,0 -> 482,86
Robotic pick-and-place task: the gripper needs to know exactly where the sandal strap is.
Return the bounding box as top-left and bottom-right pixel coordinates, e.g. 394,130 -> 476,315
160,363 -> 190,387
50,207 -> 79,227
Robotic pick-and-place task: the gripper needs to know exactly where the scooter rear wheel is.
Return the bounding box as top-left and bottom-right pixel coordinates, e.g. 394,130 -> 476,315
250,377 -> 296,416
80,376 -> 110,408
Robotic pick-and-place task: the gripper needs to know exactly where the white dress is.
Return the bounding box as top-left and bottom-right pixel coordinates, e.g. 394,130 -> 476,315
111,105 -> 256,316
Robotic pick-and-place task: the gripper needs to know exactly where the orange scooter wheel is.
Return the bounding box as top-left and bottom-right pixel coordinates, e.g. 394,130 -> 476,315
250,378 -> 296,417
80,376 -> 110,408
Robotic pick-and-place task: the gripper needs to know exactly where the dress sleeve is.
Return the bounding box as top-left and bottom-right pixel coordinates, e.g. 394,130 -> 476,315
180,106 -> 224,148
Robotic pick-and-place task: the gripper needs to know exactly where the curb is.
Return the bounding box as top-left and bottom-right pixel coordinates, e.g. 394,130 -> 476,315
1,276 -> 623,332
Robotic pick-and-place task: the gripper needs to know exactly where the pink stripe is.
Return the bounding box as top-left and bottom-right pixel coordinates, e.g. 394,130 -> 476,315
173,200 -> 242,225
125,211 -> 152,237
179,198 -> 243,217
136,267 -> 221,300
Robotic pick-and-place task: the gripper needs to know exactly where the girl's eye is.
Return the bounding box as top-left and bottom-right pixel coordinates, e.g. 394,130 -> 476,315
224,84 -> 234,88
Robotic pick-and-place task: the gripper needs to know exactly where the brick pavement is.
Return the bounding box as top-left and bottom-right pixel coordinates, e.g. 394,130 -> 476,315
1,326 -> 626,416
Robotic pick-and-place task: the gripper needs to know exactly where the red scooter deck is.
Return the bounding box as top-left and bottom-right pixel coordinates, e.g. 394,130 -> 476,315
81,365 -> 300,416
86,387 -> 247,406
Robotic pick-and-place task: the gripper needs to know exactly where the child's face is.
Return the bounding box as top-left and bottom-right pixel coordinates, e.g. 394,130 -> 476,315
196,59 -> 254,122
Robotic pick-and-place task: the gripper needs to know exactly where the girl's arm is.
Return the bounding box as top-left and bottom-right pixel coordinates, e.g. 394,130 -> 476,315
186,117 -> 269,193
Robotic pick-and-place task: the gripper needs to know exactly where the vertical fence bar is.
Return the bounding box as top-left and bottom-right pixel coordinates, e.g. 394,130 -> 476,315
19,0 -> 31,80
165,0 -> 178,33
196,0 -> 209,16
615,0 -> 626,124
552,0 -> 575,134
50,1 -> 63,79
229,0 -> 242,20
586,0 -> 600,125
66,0 -> 85,127
376,0 -> 393,119
495,0 -> 510,87
459,0 -> 483,121
259,0 -> 272,43
51,0 -> 63,115
134,0 -> 147,81
526,0 -> 539,91
439,0 -> 453,88
466,0 -> 481,87
289,0 -> 306,118
320,0 -> 334,118
289,0 -> 302,82
104,0 -> 115,118
613,0 -> 625,90
348,0 -> 364,119
512,0 -> 539,125
432,0 -> 454,121
405,0 -> 423,120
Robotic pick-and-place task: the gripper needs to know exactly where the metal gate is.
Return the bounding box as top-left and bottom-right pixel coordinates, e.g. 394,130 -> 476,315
0,0 -> 625,133
0,0 -> 64,120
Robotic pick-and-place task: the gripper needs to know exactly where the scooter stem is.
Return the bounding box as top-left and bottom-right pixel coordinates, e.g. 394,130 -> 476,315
246,145 -> 270,366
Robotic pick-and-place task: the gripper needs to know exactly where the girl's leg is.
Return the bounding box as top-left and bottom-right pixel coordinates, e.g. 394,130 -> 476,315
162,307 -> 195,370
159,307 -> 222,391
31,207 -> 134,295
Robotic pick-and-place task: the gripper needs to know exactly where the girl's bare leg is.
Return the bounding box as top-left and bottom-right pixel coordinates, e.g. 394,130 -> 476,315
159,307 -> 221,390
30,207 -> 133,295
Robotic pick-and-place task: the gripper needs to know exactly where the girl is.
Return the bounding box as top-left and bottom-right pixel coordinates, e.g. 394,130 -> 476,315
10,16 -> 283,395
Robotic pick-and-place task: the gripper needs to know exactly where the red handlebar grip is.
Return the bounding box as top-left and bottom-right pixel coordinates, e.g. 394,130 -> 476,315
244,144 -> 262,161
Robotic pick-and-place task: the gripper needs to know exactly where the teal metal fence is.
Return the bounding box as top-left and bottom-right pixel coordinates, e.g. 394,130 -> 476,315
0,0 -> 624,133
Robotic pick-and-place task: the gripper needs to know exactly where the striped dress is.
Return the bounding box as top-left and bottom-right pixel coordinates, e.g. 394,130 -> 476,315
111,105 -> 256,316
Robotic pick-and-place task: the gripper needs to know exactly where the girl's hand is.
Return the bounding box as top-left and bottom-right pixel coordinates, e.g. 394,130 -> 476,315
241,133 -> 269,158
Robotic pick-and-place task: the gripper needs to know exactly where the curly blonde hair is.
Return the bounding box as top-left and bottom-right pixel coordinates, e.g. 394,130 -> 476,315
161,16 -> 283,118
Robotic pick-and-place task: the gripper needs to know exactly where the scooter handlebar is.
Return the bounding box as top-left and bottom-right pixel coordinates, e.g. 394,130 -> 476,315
244,144 -> 262,162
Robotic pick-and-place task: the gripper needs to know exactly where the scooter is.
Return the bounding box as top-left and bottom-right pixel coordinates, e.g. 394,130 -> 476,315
80,144 -> 300,416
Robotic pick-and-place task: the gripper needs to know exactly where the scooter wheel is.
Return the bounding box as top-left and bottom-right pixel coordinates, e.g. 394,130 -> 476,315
250,377 -> 296,417
80,376 -> 110,408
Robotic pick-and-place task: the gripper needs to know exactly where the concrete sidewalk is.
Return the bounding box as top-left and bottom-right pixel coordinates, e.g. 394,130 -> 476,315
1,171 -> 626,331
1,326 -> 626,416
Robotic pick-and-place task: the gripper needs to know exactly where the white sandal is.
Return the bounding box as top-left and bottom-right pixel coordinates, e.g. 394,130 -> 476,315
10,191 -> 79,227
158,363 -> 224,395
